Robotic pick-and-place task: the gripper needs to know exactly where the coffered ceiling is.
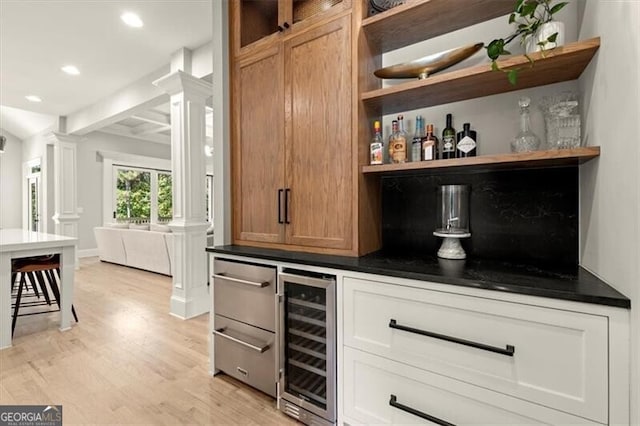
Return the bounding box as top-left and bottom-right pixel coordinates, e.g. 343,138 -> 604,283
0,0 -> 212,140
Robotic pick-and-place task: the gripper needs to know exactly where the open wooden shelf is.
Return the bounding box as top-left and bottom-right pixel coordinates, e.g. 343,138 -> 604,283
361,37 -> 600,116
362,146 -> 601,174
362,0 -> 513,54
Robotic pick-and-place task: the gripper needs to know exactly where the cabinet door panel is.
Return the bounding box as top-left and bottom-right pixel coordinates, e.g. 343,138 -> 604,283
233,47 -> 285,243
284,15 -> 352,250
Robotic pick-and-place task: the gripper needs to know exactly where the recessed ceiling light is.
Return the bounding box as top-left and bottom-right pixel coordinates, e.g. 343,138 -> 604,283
61,65 -> 80,75
121,12 -> 143,28
25,95 -> 42,103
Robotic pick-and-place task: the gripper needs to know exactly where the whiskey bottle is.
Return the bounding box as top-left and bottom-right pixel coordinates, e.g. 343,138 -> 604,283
369,120 -> 384,165
411,116 -> 425,162
421,124 -> 438,161
388,118 -> 407,163
441,113 -> 456,160
456,123 -> 477,158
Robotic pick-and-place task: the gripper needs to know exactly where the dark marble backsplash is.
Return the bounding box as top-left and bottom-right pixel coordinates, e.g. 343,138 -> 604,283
381,167 -> 578,266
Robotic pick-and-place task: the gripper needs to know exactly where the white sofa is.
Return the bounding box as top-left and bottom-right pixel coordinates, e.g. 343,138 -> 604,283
94,226 -> 174,276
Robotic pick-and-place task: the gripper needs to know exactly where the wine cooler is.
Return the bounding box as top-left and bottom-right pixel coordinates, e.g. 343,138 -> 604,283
278,270 -> 336,426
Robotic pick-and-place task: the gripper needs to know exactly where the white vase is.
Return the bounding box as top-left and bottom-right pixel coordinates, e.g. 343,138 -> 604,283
526,21 -> 565,53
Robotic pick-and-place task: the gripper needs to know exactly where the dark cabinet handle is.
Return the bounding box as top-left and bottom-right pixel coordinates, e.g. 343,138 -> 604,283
277,25 -> 284,32
283,22 -> 290,29
278,189 -> 284,224
389,395 -> 456,426
284,189 -> 291,224
389,319 -> 515,357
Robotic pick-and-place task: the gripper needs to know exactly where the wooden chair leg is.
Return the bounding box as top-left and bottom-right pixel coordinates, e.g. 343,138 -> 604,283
12,274 -> 26,337
11,272 -> 17,292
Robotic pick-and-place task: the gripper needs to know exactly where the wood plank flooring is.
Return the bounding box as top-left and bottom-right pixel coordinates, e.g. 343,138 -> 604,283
0,257 -> 296,425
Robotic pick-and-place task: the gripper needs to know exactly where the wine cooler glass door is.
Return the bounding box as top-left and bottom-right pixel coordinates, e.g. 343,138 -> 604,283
279,272 -> 336,422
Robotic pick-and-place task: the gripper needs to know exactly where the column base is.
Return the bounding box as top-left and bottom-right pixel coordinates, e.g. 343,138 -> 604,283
169,284 -> 210,319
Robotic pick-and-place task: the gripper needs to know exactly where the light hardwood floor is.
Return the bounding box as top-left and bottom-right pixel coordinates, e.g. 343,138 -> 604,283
0,257 -> 296,425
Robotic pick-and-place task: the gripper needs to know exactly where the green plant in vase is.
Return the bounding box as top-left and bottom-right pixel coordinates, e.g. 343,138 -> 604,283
486,0 -> 568,85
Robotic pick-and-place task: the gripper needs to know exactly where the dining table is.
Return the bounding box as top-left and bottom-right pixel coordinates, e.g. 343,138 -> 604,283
0,228 -> 77,349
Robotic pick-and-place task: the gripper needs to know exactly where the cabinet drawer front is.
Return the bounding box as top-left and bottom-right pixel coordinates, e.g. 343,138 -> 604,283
343,277 -> 608,423
214,315 -> 276,397
213,259 -> 277,332
343,347 -> 601,426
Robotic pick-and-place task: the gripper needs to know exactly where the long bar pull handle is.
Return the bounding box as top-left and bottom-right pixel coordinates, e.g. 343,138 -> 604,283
388,319 -> 515,357
213,328 -> 269,353
213,273 -> 269,288
278,189 -> 284,224
389,395 -> 456,426
284,188 -> 291,224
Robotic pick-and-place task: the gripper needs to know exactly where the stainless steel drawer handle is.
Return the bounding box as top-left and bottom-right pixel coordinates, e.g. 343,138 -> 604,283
213,273 -> 269,288
389,394 -> 456,426
213,328 -> 270,353
389,319 -> 515,357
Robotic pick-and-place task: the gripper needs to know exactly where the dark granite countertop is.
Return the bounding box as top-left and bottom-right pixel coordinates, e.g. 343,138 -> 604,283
206,245 -> 630,309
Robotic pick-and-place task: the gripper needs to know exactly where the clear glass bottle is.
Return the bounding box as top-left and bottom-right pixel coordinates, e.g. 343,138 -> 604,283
511,96 -> 541,152
369,120 -> 384,165
389,118 -> 407,163
411,116 -> 425,162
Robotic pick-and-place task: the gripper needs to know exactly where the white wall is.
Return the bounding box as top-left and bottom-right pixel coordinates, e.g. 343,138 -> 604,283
577,1 -> 640,421
76,131 -> 171,251
381,3 -> 579,153
0,129 -> 23,228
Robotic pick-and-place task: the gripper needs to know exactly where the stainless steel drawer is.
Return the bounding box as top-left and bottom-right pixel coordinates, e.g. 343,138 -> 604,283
214,314 -> 277,397
213,258 -> 276,332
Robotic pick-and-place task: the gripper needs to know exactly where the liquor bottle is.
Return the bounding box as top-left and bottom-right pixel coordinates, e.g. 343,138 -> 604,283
369,120 -> 384,165
456,123 -> 477,158
441,113 -> 456,160
388,118 -> 407,163
411,116 -> 425,162
421,124 -> 438,161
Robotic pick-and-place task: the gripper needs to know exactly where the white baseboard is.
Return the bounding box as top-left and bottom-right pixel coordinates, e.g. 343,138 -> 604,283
78,248 -> 100,258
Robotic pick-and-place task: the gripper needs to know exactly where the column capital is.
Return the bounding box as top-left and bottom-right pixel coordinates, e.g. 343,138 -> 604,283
153,70 -> 212,100
43,131 -> 83,145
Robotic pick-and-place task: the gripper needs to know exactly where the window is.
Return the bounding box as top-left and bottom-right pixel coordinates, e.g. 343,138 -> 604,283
157,173 -> 172,222
206,174 -> 213,224
112,166 -> 169,223
110,164 -> 211,225
115,168 -> 151,221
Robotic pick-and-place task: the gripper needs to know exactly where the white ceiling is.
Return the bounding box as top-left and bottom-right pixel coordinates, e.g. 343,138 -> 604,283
0,0 -> 212,140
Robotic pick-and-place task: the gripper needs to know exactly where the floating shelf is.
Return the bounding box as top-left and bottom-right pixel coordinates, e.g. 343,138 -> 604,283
362,37 -> 600,116
362,0 -> 513,54
362,147 -> 601,174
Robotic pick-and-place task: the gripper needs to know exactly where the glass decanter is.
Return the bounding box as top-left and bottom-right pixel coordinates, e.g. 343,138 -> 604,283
511,96 -> 541,153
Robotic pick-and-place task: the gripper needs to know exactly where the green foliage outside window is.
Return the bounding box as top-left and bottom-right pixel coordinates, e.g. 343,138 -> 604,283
158,173 -> 173,221
116,170 -> 151,220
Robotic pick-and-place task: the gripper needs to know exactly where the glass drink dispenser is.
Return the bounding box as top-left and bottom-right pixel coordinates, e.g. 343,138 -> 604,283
434,185 -> 471,259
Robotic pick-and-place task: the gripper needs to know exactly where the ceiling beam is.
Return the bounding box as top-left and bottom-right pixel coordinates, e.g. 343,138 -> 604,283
131,121 -> 171,135
65,66 -> 169,135
65,41 -> 212,137
131,110 -> 170,126
99,123 -> 170,145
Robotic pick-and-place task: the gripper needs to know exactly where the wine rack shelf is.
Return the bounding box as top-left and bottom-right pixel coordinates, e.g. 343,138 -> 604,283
362,0 -> 513,54
361,38 -> 600,116
361,146 -> 601,175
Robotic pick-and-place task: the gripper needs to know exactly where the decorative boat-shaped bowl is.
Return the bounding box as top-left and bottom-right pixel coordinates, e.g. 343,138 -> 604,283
374,42 -> 484,80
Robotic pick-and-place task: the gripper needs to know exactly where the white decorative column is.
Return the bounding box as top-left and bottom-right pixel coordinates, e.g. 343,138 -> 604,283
153,71 -> 212,319
45,132 -> 80,265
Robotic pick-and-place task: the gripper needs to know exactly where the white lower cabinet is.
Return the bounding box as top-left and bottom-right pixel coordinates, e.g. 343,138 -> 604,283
343,276 -> 608,423
343,347 -> 602,426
